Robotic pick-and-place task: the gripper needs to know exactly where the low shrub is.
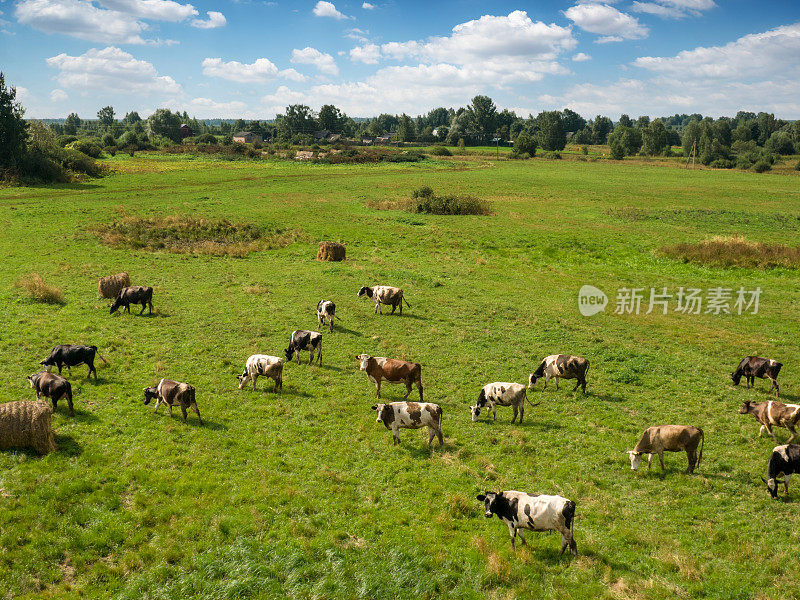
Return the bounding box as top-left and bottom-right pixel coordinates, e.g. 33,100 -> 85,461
709,159 -> 734,169
795,160 -> 800,171
16,273 -> 64,304
56,135 -> 78,148
751,160 -> 772,173
581,146 -> 589,155
540,151 -> 562,160
67,139 -> 102,158
409,186 -> 491,215
430,146 -> 452,156
509,149 -> 530,160
60,148 -> 104,177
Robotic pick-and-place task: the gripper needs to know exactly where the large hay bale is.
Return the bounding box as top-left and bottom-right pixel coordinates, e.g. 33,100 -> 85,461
98,272 -> 131,299
317,241 -> 346,262
0,401 -> 57,455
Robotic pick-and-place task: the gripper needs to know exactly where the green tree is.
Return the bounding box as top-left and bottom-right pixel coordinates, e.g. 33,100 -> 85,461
276,105 -> 315,137
641,119 -> 669,156
592,115 -> 613,144
609,137 -> 625,159
618,114 -> 633,128
146,108 -> 182,143
513,132 -> 537,157
97,106 -> 115,129
122,111 -> 141,126
636,115 -> 650,129
608,126 -> 641,156
64,112 -> 82,135
466,95 -> 498,142
0,73 -> 28,169
535,111 -> 566,151
396,114 -> 417,142
317,104 -> 346,133
682,120 -> 701,157
366,119 -> 383,137
562,108 -> 586,133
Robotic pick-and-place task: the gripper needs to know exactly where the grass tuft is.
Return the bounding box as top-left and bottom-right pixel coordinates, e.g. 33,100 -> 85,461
16,273 -> 64,304
410,186 -> 492,215
660,235 -> 800,269
93,215 -> 302,257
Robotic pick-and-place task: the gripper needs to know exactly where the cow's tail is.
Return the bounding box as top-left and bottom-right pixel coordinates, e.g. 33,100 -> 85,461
98,354 -> 110,365
402,293 -> 411,308
525,391 -> 541,409
562,500 -> 576,532
697,427 -> 704,468
65,380 -> 73,404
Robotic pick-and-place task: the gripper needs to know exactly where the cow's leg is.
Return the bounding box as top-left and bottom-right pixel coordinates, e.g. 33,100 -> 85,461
427,426 -> 434,446
390,302 -> 396,315
153,398 -> 162,413
516,530 -> 527,546
542,375 -> 548,390
519,403 -> 524,423
252,374 -> 258,389
506,522 -> 517,549
658,452 -> 666,472
492,405 -> 497,421
392,424 -> 399,445
35,390 -> 41,399
63,392 -> 74,416
435,425 -> 443,446
685,450 -> 696,474
582,377 -> 587,393
51,397 -> 58,412
511,405 -> 518,424
417,382 -> 423,402
89,362 -> 96,379
647,454 -> 653,470
555,377 -> 560,391
309,349 -> 314,365
192,403 -> 202,426
766,424 -> 777,441
784,474 -> 791,495
560,531 -> 569,555
139,301 -> 146,315
181,404 -> 188,423
168,404 -> 174,417
785,425 -> 797,443
317,344 -> 322,365
376,379 -> 381,398
404,380 -> 412,399
771,378 -> 779,396
148,300 -> 153,314
759,424 -> 766,437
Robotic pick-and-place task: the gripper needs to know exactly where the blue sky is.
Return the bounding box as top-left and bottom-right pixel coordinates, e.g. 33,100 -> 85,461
1,0 -> 798,119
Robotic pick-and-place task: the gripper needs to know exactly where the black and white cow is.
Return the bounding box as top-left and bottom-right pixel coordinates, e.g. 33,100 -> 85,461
40,344 -> 107,379
372,401 -> 443,446
762,444 -> 800,499
110,286 -> 153,315
476,490 -> 577,555
731,356 -> 782,396
528,355 -> 589,393
238,354 -> 283,391
357,285 -> 409,315
317,300 -> 336,332
285,330 -> 322,365
28,371 -> 74,416
471,382 -> 540,424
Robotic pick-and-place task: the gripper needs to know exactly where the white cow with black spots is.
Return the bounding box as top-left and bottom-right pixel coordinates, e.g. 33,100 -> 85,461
471,382 -> 540,423
316,300 -> 336,332
238,354 -> 283,391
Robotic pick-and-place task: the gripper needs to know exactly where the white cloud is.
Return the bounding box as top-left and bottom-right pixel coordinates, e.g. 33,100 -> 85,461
362,2 -> 374,8
278,68 -> 306,82
312,1 -> 350,20
564,3 -> 648,41
349,43 -> 380,64
572,52 -> 591,61
191,10 -> 225,28
632,0 -> 715,19
46,46 -> 182,95
633,23 -> 800,79
49,88 -> 68,101
345,27 -> 369,42
202,57 -> 278,82
16,0 -> 148,43
291,46 -> 338,75
99,0 -> 197,21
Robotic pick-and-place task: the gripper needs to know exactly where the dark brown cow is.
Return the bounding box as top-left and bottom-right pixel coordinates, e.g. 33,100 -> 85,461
110,286 -> 153,315
143,378 -> 202,425
626,425 -> 704,474
28,371 -> 74,416
731,356 -> 782,396
738,400 -> 800,442
357,354 -> 423,401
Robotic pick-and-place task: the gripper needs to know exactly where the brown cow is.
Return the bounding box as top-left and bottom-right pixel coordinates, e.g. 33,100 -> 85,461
357,354 -> 423,401
731,356 -> 782,396
626,425 -> 704,474
28,371 -> 74,416
143,378 -> 202,425
739,400 -> 800,442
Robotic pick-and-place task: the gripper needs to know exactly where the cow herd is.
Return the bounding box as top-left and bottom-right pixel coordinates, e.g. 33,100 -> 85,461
12,277 -> 800,560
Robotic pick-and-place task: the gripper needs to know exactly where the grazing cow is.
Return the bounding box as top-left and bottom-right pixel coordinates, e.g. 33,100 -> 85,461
238,354 -> 283,391
317,300 -> 336,332
731,356 -> 782,396
143,379 -> 202,425
738,400 -> 800,442
528,355 -> 589,393
110,286 -> 153,315
40,344 -> 106,379
285,330 -> 322,365
626,425 -> 704,474
28,371 -> 74,416
372,401 -> 443,446
476,491 -> 577,555
761,444 -> 800,499
357,354 -> 423,401
357,285 -> 409,315
471,382 -> 540,424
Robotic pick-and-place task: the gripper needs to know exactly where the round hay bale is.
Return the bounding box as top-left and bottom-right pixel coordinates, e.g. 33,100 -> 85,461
317,241 -> 346,262
98,272 -> 131,299
0,400 -> 56,455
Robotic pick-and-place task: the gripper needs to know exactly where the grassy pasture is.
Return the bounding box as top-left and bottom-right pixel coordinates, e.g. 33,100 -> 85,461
1,152 -> 799,599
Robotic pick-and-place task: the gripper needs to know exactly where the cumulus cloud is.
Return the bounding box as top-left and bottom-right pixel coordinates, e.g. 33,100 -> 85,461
16,0 -> 148,43
202,57 -> 279,82
313,1 -> 350,20
291,46 -> 338,75
49,88 -> 68,101
46,46 -> 182,95
99,0 -> 197,21
191,10 -> 225,28
564,3 -> 648,42
362,2 -> 374,8
632,0 -> 716,19
572,52 -> 592,61
349,43 -> 380,64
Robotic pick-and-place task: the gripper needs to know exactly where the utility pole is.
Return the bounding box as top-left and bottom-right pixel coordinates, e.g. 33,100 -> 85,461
492,137 -> 501,159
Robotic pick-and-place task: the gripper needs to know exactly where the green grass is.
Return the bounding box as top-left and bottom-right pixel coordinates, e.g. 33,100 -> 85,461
1,152 -> 800,599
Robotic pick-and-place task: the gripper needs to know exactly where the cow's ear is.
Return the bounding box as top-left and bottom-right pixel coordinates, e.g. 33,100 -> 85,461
476,495 -> 486,502
371,405 -> 377,411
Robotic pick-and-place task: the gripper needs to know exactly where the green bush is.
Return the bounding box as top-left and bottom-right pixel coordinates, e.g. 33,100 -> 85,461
59,148 -> 103,177
751,160 -> 772,173
514,132 -> 537,157
709,159 -> 734,169
610,140 -> 625,160
508,149 -> 530,160
410,186 -> 491,215
18,150 -> 68,183
581,146 -> 589,155
430,146 -> 452,156
386,151 -> 424,163
101,133 -> 116,147
67,139 -> 102,158
56,135 -> 78,148
795,160 -> 800,171
103,146 -> 116,157
222,135 -> 233,146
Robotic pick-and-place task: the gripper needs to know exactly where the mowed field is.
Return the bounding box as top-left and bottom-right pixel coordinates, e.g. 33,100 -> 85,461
1,152 -> 800,599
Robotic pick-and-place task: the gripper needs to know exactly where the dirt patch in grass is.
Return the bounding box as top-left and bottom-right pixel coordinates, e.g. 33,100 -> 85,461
660,235 -> 800,269
16,273 -> 64,304
93,215 -> 302,257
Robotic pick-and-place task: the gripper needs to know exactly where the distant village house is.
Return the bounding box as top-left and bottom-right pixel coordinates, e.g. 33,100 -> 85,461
233,131 -> 263,143
180,124 -> 194,138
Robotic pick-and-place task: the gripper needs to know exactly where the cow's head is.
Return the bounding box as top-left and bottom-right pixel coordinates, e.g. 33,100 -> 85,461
476,492 -> 501,518
284,347 -> 295,361
109,297 -> 123,314
371,403 -> 392,425
27,374 -> 36,388
470,405 -> 481,422
40,358 -> 53,367
626,450 -> 643,470
237,371 -> 249,389
357,286 -> 373,298
738,400 -> 753,414
761,476 -> 781,499
731,371 -> 742,385
357,354 -> 371,371
143,386 -> 158,405
528,373 -> 539,389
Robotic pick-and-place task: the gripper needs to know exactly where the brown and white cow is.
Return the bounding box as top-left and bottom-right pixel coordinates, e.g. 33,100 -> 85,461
471,382 -> 540,424
357,354 -> 423,401
357,286 -> 409,315
28,371 -> 74,416
372,401 -> 443,446
238,354 -> 283,391
731,356 -> 782,396
143,379 -> 202,425
626,425 -> 704,474
738,400 -> 800,442
528,355 -> 589,393
476,491 -> 577,555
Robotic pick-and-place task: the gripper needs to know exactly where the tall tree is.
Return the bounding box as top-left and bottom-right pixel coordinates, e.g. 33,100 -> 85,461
591,115 -> 614,144
466,95 -> 498,142
277,105 -> 315,137
617,114 -> 634,128
396,113 -> 417,142
0,73 -> 28,169
146,108 -> 182,142
123,111 -> 142,126
562,108 -> 587,133
682,120 -> 701,157
641,119 -> 669,156
535,111 -> 566,151
97,105 -> 115,129
64,112 -> 82,135
317,104 -> 346,133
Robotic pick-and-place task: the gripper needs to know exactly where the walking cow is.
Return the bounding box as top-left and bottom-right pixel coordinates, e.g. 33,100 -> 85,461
285,331 -> 322,365
316,300 -> 336,333
738,400 -> 800,443
357,285 -> 409,315
372,401 -> 443,446
143,379 -> 202,425
528,355 -> 589,393
626,425 -> 704,474
110,286 -> 153,315
357,354 -> 423,401
40,344 -> 106,379
238,355 -> 283,391
471,382 -> 540,424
